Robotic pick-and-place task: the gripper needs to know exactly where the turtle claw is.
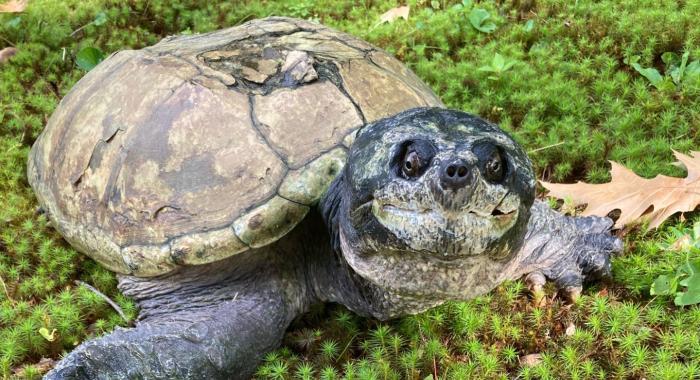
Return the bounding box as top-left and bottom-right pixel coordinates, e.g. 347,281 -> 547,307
525,271 -> 547,306
537,231 -> 619,303
525,270 -> 581,304
561,285 -> 582,302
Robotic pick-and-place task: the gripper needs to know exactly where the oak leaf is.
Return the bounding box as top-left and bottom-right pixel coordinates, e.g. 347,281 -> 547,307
0,0 -> 27,12
378,5 -> 409,24
540,151 -> 700,229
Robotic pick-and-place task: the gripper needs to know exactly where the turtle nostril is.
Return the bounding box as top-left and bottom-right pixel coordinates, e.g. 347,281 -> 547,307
440,159 -> 472,190
457,165 -> 468,177
445,164 -> 468,178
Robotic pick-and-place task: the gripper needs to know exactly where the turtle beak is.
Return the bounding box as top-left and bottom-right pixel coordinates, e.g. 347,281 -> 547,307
429,156 -> 477,212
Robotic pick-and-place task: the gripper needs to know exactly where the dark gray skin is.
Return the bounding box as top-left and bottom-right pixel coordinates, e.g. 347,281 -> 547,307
46,108 -> 622,380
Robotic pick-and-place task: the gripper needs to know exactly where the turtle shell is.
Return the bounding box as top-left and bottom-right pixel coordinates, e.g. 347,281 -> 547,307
27,17 -> 443,276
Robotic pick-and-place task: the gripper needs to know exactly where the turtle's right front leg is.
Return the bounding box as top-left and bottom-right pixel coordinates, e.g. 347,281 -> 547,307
45,252 -> 306,380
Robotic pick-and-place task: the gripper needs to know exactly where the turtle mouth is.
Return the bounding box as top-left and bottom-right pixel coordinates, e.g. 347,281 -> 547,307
366,198 -> 519,257
377,203 -> 517,223
354,198 -> 517,220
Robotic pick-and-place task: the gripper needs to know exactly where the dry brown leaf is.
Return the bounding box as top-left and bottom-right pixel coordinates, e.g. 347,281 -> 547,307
379,5 -> 409,24
0,0 -> 27,12
0,47 -> 17,63
541,151 -> 700,229
519,353 -> 542,367
565,321 -> 576,336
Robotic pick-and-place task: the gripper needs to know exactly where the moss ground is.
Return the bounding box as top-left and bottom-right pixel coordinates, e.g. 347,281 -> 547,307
1,0 -> 699,378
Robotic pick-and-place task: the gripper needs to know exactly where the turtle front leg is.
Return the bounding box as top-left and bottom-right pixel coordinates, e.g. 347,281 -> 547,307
45,251 -> 305,380
504,200 -> 623,301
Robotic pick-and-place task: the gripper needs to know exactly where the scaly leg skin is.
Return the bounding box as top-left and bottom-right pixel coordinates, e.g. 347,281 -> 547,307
503,200 -> 623,301
44,249 -> 306,380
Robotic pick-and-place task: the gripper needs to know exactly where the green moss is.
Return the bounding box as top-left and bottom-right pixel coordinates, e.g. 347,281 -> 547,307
1,0 -> 700,378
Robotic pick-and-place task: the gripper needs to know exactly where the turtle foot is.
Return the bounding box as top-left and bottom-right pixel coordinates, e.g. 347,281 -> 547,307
516,201 -> 623,303
45,258 -> 299,380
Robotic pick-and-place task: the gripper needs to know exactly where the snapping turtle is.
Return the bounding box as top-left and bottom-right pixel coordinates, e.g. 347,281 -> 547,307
29,17 -> 621,380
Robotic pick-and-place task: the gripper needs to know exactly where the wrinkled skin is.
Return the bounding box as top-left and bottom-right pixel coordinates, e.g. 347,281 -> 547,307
46,109 -> 622,380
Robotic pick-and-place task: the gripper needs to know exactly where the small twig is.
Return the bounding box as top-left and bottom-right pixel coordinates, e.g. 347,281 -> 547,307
233,12 -> 258,26
70,22 -> 91,37
639,295 -> 657,312
75,280 -> 130,323
529,141 -> 566,154
0,274 -> 13,303
432,356 -> 438,380
337,333 -> 359,360
142,0 -> 151,16
0,35 -> 15,47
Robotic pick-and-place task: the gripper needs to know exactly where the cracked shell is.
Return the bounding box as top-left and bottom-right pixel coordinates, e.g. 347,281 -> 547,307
27,17 -> 444,277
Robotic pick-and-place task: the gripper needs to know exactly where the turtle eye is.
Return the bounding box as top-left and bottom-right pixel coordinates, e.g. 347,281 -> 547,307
484,149 -> 506,183
402,150 -> 421,177
397,140 -> 434,179
473,141 -> 507,183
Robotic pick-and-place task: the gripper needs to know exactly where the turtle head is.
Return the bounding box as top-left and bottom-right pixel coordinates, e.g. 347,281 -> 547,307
321,107 -> 536,304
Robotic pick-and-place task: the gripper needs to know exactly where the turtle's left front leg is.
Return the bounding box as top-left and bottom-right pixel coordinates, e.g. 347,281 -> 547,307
503,200 -> 623,300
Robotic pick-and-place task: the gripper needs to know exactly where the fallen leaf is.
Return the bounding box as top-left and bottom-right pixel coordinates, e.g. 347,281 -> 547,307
565,322 -> 575,336
39,327 -> 57,341
0,0 -> 27,12
519,353 -> 542,367
0,47 -> 17,63
379,5 -> 409,24
541,151 -> 700,229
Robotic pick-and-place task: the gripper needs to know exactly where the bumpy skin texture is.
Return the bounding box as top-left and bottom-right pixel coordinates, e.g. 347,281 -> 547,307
501,200 -> 622,298
45,109 -> 622,379
46,206 -> 620,380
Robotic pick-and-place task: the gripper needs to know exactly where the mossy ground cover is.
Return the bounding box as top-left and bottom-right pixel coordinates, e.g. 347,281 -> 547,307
0,0 -> 699,378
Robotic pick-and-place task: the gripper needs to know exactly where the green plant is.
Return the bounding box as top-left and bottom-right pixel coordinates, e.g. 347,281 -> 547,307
663,51 -> 700,86
651,259 -> 700,306
319,339 -> 339,362
628,57 -> 664,89
294,362 -> 314,380
75,46 -> 105,71
478,53 -> 516,80
627,52 -> 700,90
650,220 -> 700,305
468,8 -> 496,33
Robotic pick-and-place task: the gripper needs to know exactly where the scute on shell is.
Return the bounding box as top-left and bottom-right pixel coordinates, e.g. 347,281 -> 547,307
27,17 -> 444,277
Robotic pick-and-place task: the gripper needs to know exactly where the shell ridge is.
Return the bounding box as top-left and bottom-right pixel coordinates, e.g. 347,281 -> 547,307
367,52 -> 444,107
247,94 -> 291,167
326,61 -> 368,125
